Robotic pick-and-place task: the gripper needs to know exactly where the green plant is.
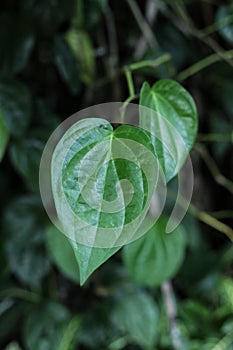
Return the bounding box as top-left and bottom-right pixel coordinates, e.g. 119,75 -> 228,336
1,1 -> 233,349
49,77 -> 198,285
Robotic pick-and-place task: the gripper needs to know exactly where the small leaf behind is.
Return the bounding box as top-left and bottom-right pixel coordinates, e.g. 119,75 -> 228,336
123,216 -> 187,286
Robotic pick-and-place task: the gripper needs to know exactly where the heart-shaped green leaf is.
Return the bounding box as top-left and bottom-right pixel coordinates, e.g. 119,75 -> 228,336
52,118 -> 159,284
140,79 -> 198,181
123,215 -> 186,286
0,109 -> 9,163
52,118 -> 158,248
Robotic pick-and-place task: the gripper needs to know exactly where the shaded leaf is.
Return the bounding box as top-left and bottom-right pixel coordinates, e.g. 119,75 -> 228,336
23,301 -> 77,350
54,36 -> 81,95
111,290 -> 159,348
10,138 -> 44,191
123,216 -> 186,286
216,3 -> 233,44
65,29 -> 96,85
0,109 -> 9,163
0,78 -> 31,138
4,195 -> 50,286
0,13 -> 34,75
46,225 -> 80,283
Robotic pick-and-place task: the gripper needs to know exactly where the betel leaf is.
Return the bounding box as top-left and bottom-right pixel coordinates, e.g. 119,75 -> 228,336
0,78 -> 31,138
52,118 -> 157,248
4,195 -> 50,287
46,225 -> 80,283
52,118 -> 158,284
139,79 -> 198,181
123,216 -> 186,287
0,109 -> 9,163
111,290 -> 159,348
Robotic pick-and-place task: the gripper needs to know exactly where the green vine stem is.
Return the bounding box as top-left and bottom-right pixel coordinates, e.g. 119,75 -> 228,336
167,189 -> 233,242
197,133 -> 233,143
124,54 -> 171,97
195,144 -> 233,195
126,0 -> 158,50
177,49 -> 233,81
0,288 -> 41,303
58,316 -> 80,350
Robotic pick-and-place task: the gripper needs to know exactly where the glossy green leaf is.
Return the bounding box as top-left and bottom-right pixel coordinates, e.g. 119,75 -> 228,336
123,216 -> 186,286
46,225 -> 80,283
111,290 -> 159,348
139,79 -> 198,181
54,36 -> 81,95
0,109 -> 9,163
216,3 -> 233,44
10,138 -> 44,191
0,78 -> 31,138
65,29 -> 96,85
52,118 -> 158,284
0,14 -> 34,74
4,195 -> 50,286
52,118 -> 158,248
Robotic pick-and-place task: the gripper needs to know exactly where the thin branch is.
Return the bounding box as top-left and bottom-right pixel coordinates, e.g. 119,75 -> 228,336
177,50 -> 233,81
197,133 -> 233,143
162,3 -> 233,69
134,0 -> 159,59
126,0 -> 158,51
195,144 -> 233,195
161,281 -> 182,350
167,189 -> 233,242
104,4 -> 121,100
0,288 -> 41,303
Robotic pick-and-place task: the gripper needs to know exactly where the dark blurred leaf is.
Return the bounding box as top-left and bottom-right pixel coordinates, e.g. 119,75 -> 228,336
216,3 -> 233,44
73,0 -> 108,29
0,109 -> 9,163
79,303 -> 116,348
111,290 -> 159,348
0,302 -> 26,340
46,225 -> 80,283
0,79 -> 31,138
179,300 -> 216,337
0,13 -> 34,75
65,29 -> 96,85
20,0 -> 74,36
4,195 -> 50,286
54,36 -> 81,95
156,23 -> 189,70
23,301 -> 77,350
10,138 -> 44,191
123,216 -> 186,286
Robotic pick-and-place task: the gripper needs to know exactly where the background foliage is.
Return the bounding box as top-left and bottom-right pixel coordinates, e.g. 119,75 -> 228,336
0,0 -> 233,349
